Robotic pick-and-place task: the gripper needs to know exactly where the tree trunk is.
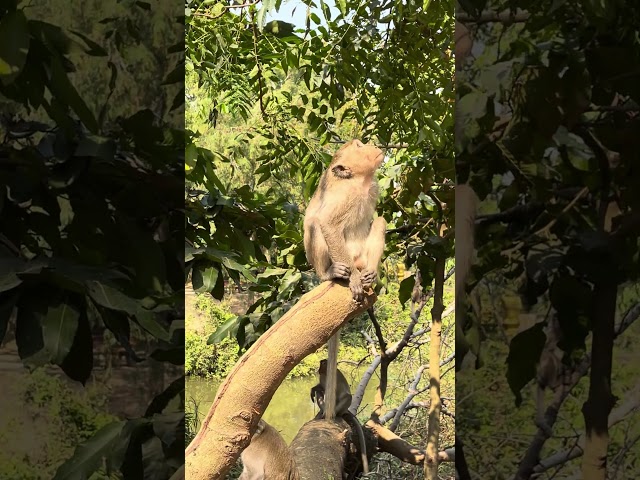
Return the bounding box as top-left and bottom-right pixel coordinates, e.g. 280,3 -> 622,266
581,280 -> 617,480
424,235 -> 446,480
184,281 -> 376,479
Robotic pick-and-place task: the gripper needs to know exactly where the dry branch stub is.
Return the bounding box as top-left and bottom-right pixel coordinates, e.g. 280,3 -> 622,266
185,281 -> 376,479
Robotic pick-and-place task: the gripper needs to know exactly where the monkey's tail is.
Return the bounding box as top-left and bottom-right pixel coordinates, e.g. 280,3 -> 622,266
355,422 -> 369,475
344,413 -> 369,476
325,332 -> 340,421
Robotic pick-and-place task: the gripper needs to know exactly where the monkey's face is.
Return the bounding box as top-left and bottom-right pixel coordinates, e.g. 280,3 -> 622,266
319,359 -> 328,374
331,139 -> 384,179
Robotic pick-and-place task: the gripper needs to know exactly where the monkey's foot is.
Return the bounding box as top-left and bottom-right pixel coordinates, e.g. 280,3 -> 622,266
361,269 -> 377,287
349,278 -> 365,302
327,262 -> 350,280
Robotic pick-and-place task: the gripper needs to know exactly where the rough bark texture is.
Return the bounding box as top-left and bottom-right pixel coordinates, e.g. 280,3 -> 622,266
368,421 -> 425,464
425,247 -> 446,479
290,420 -> 347,480
185,281 -> 376,479
290,417 -> 374,479
581,280 -> 617,480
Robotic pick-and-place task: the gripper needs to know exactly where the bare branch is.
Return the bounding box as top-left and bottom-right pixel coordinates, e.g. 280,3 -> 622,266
515,302 -> 640,478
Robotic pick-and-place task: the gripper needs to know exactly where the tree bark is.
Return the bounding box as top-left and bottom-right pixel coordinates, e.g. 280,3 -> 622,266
184,281 -> 376,479
581,280 -> 617,480
425,242 -> 446,479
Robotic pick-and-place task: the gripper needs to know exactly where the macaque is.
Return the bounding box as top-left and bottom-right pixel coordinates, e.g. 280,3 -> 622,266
310,359 -> 369,475
535,315 -> 566,436
303,139 -> 386,424
239,419 -> 300,480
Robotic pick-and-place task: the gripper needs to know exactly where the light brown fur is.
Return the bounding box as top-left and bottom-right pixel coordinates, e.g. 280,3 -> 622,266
239,419 -> 299,480
303,139 -> 386,301
303,139 -> 386,426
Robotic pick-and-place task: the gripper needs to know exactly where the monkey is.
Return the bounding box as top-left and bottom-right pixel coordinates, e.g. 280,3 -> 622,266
534,314 -> 567,436
303,139 -> 386,426
310,359 -> 369,475
239,419 -> 300,480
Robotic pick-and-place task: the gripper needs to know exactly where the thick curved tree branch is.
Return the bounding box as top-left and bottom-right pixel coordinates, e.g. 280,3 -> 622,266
185,281 -> 375,480
366,421 -> 453,465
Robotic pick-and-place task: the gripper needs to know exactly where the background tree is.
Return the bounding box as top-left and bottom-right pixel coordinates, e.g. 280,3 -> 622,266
0,1 -> 184,478
185,0 -> 455,478
456,1 -> 640,478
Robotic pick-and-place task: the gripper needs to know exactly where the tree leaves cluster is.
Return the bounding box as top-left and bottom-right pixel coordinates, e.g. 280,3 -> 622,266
0,1 -> 185,478
186,0 -> 455,350
457,0 -> 640,477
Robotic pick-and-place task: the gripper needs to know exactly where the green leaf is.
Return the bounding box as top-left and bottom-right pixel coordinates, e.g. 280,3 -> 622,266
145,376 -> 185,416
457,91 -> 488,120
75,134 -> 115,161
59,309 -> 93,383
152,411 -> 183,446
49,54 -> 98,133
277,271 -> 301,300
192,264 -> 220,293
257,268 -> 289,279
398,276 -> 415,307
209,316 -> 240,343
186,143 -> 198,168
336,0 -> 347,15
42,299 -> 80,364
234,230 -> 256,259
68,30 -> 108,56
220,256 -> 256,283
134,307 -> 170,341
309,12 -> 322,25
53,420 -> 127,480
16,295 -> 46,364
506,323 -> 545,406
0,10 -> 30,85
86,281 -> 139,315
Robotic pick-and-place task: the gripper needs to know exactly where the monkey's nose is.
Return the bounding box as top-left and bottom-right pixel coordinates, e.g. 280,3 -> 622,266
353,139 -> 364,148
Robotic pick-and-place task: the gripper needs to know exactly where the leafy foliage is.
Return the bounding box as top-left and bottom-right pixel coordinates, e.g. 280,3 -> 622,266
0,369 -> 117,479
185,0 -> 455,350
458,0 -> 640,391
186,296 -> 237,378
457,0 -> 640,476
0,1 -> 184,478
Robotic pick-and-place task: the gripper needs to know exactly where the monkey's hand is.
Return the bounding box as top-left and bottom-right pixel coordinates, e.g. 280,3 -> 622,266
361,269 -> 377,288
326,262 -> 350,281
310,384 -> 325,405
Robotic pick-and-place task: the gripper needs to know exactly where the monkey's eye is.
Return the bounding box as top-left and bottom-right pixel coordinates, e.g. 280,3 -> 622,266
331,164 -> 352,178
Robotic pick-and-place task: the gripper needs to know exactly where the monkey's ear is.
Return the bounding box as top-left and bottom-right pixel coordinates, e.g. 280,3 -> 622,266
332,164 -> 353,179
